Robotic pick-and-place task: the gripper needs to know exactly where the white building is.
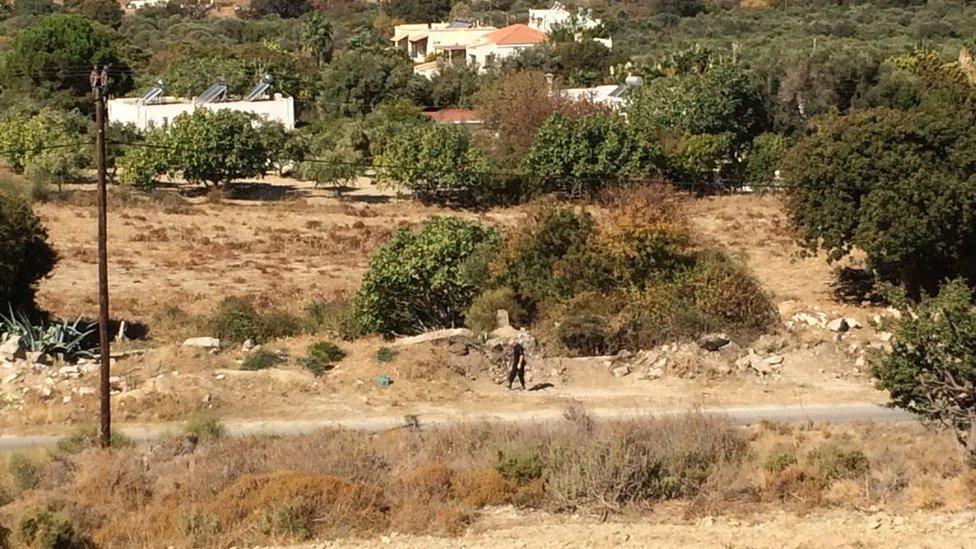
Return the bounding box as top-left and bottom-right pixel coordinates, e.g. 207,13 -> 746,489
562,76 -> 644,110
528,2 -> 612,49
108,86 -> 295,131
466,24 -> 548,71
391,21 -> 497,64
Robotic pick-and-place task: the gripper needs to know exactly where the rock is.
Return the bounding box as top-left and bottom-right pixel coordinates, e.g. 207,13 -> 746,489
242,339 -> 255,351
611,365 -> 631,378
616,349 -> 633,360
698,333 -> 732,352
496,309 -> 510,329
58,365 -> 81,379
885,307 -> 902,320
765,355 -> 785,366
735,352 -> 758,370
827,318 -> 850,333
76,387 -> 96,396
109,376 -> 127,393
183,337 -> 221,349
62,395 -> 71,404
0,335 -> 21,361
751,360 -> 773,376
792,312 -> 824,328
395,328 -> 473,346
2,373 -> 18,384
844,317 -> 862,329
38,386 -> 53,398
878,332 -> 893,342
855,356 -> 866,368
214,373 -> 227,380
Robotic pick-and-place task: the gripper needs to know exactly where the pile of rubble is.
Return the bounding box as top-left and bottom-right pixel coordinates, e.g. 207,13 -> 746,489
0,334 -> 126,409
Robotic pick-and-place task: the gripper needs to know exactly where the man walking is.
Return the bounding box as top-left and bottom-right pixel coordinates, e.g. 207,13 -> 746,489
507,338 -> 526,390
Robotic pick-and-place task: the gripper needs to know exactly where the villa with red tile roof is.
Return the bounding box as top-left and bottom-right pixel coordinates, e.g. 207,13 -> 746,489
466,24 -> 548,72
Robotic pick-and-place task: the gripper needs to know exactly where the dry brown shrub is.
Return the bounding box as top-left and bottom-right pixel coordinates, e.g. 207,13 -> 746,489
452,468 -> 518,507
389,462 -> 473,535
905,478 -> 946,510
762,466 -> 826,506
207,471 -> 388,540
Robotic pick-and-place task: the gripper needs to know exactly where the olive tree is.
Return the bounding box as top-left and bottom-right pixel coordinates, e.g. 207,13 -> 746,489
872,280 -> 976,465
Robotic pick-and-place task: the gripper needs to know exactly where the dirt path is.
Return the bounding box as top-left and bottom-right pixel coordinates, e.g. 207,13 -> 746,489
300,508 -> 976,548
0,403 -> 911,450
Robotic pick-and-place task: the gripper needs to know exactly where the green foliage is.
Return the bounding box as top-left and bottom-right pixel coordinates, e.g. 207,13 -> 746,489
55,426 -> 134,454
0,192 -> 57,311
556,313 -> 610,356
494,447 -> 542,484
375,346 -> 397,363
296,122 -> 364,193
241,349 -> 287,371
7,454 -> 38,492
17,508 -> 88,549
164,109 -> 270,187
378,124 -> 491,205
354,216 -> 501,335
239,0 -> 309,19
427,63 -> 487,109
317,49 -> 425,117
809,445 -> 870,480
210,296 -> 300,344
0,110 -> 88,180
361,99 -> 429,158
300,11 -> 334,65
64,0 -> 124,28
763,449 -> 799,473
382,0 -> 451,22
301,340 -> 346,376
743,133 -> 788,186
184,411 -> 225,441
627,64 -> 767,147
256,505 -> 311,540
782,102 -> 976,295
660,132 -> 733,186
177,509 -> 220,540
2,14 -> 131,100
303,299 -> 359,339
464,287 -> 525,334
116,129 -> 168,188
524,112 -> 656,196
872,280 -> 976,463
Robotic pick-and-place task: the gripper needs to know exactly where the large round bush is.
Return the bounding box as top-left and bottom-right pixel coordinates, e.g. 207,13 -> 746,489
0,192 -> 57,310
354,217 -> 501,335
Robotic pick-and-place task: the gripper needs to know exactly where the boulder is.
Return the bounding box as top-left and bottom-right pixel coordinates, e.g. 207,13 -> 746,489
395,328 -> 473,347
698,333 -> 732,352
496,309 -> 511,329
792,312 -> 825,328
611,365 -> 631,378
183,337 -> 221,349
0,335 -> 22,361
844,317 -> 862,329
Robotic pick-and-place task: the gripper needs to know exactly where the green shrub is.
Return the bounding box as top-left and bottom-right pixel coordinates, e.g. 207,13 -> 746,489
809,445 -> 870,480
303,299 -> 359,340
184,411 -> 225,442
556,313 -> 609,357
7,454 -> 38,492
17,507 -> 87,549
210,297 -> 300,344
872,280 -> 976,465
354,217 -> 501,335
494,448 -> 542,484
255,505 -> 311,541
376,346 -> 397,363
744,132 -> 788,185
680,250 -> 777,334
241,349 -> 286,371
56,426 -> 134,454
763,449 -> 799,473
177,509 -> 220,540
464,287 -> 525,334
0,191 -> 57,310
301,341 -> 346,376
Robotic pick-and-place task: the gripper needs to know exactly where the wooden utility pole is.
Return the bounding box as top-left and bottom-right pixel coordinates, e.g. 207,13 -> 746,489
91,66 -> 112,449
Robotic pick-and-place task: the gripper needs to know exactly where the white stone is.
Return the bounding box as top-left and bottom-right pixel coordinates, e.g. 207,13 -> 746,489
878,332 -> 893,342
611,365 -> 630,378
62,395 -> 72,404
395,328 -> 472,346
2,373 -> 18,384
183,337 -> 221,349
855,356 -> 866,368
0,335 -> 21,360
844,317 -> 862,329
76,387 -> 96,396
765,355 -> 785,366
214,374 -> 226,380
242,339 -> 255,351
826,318 -> 850,333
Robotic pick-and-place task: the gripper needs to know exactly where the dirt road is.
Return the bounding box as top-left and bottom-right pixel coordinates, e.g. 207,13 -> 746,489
300,507 -> 976,549
0,402 -> 912,450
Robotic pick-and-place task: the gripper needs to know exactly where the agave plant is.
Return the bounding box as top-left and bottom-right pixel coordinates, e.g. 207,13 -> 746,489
0,307 -> 98,362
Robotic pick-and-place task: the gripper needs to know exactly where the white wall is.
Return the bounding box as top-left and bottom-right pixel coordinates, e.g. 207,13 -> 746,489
108,95 -> 295,131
